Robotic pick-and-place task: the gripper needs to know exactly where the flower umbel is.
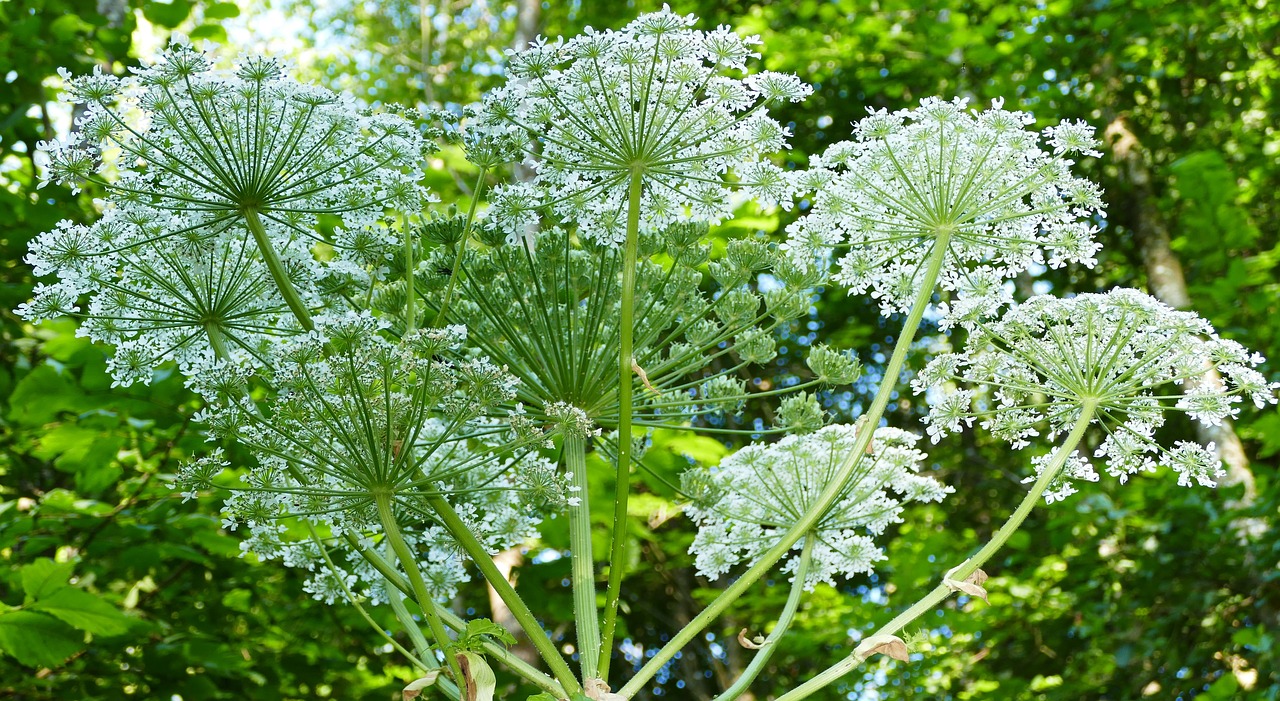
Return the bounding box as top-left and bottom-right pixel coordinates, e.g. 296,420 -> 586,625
481,6 -> 810,245
685,424 -> 951,590
188,313 -> 552,602
44,46 -> 426,228
787,97 -> 1105,316
914,289 -> 1278,499
25,45 -> 433,375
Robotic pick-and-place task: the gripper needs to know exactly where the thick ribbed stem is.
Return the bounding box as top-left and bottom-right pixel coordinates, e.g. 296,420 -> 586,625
774,403 -> 1098,701
618,229 -> 954,698
424,494 -> 583,696
598,170 -> 644,680
242,207 -> 313,331
374,493 -> 465,686
566,432 -> 602,680
713,536 -> 814,701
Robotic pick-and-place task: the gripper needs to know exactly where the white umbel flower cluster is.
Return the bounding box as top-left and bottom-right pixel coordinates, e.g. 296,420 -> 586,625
480,5 -> 810,245
22,45 -> 430,384
786,97 -> 1105,316
184,313 -> 553,602
686,424 -> 952,590
914,289 -> 1279,499
41,46 -> 426,223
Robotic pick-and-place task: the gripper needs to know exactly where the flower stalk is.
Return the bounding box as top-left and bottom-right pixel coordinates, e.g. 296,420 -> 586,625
598,170 -> 645,678
713,536 -> 814,701
773,402 -> 1098,701
566,431 -> 602,681
424,493 -> 583,696
617,228 -> 954,698
375,492 -> 466,686
242,207 -> 314,331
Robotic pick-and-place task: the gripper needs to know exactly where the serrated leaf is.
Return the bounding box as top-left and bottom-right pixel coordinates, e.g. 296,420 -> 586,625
20,558 -> 73,602
0,611 -> 85,667
31,587 -> 132,636
460,618 -> 517,649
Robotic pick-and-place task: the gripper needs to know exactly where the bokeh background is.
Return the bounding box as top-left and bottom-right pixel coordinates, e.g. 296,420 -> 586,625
1,0 -> 1277,698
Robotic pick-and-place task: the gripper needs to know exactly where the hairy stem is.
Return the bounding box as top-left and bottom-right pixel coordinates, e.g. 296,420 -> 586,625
242,207 -> 314,331
374,493 -> 466,686
774,403 -> 1098,701
713,536 -> 814,701
598,170 -> 644,680
618,230 -> 954,698
425,494 -> 584,696
566,432 -> 602,680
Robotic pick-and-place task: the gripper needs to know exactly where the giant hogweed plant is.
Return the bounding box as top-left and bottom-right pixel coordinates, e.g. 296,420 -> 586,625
20,8 -> 1277,700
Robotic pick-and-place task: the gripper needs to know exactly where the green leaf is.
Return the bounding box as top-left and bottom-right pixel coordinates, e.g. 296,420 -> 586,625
30,587 -> 132,636
142,0 -> 192,28
204,2 -> 240,19
49,14 -> 93,41
20,558 -> 73,602
0,611 -> 85,667
7,364 -> 99,425
189,24 -> 228,42
459,618 -> 518,650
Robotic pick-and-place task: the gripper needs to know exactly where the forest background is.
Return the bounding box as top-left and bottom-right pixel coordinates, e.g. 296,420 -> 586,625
1,0 -> 1278,699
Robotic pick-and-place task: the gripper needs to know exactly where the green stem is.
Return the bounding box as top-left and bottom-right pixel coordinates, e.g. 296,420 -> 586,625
340,533 -> 565,698
618,229 -> 954,699
205,327 -> 543,695
425,494 -> 584,696
403,213 -> 417,336
242,207 -> 314,331
566,432 -> 602,680
433,166 -> 488,327
205,324 -> 233,360
385,541 -> 434,663
774,403 -> 1098,701
713,536 -> 814,701
374,493 -> 466,686
303,522 -> 458,697
598,170 -> 644,680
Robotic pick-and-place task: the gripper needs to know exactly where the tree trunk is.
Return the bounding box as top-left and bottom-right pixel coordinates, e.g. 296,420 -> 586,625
1104,116 -> 1256,506
486,547 -> 540,664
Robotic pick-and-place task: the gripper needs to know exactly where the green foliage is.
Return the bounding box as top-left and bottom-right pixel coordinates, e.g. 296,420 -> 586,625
3,0 -> 1278,699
